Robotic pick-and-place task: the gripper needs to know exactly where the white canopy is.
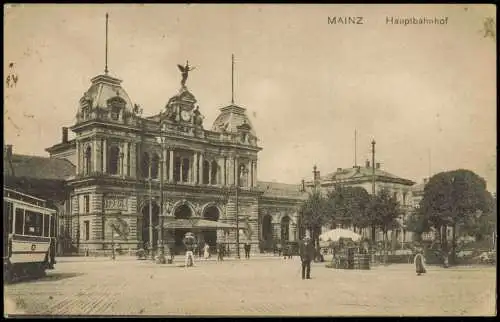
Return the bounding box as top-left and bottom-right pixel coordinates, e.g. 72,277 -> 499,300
319,228 -> 361,242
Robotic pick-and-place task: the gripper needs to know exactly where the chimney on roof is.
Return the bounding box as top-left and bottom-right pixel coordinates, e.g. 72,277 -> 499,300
365,160 -> 370,168
301,179 -> 305,192
337,167 -> 342,171
4,144 -> 13,160
376,162 -> 380,169
62,127 -> 68,143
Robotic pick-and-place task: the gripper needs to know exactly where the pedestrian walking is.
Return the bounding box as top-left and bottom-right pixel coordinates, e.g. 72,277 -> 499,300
299,236 -> 315,280
277,242 -> 282,257
183,233 -> 195,267
203,243 -> 211,260
244,241 -> 251,259
414,248 -> 427,276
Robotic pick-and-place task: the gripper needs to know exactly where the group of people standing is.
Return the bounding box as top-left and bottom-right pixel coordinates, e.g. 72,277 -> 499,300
182,232 -> 428,279
182,233 -> 254,267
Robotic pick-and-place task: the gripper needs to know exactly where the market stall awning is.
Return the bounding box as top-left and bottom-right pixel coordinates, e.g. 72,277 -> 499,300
162,218 -> 242,230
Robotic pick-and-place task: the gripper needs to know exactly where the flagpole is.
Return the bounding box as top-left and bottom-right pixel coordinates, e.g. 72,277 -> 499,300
105,13 -> 109,74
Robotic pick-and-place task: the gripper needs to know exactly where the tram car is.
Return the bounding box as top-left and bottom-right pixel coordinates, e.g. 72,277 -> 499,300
3,188 -> 57,283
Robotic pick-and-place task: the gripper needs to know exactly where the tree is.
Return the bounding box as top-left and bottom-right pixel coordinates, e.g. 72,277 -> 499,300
325,185 -> 370,233
461,194 -> 496,242
420,169 -> 492,264
299,189 -> 329,249
346,187 -> 371,233
368,188 -> 402,263
405,206 -> 432,242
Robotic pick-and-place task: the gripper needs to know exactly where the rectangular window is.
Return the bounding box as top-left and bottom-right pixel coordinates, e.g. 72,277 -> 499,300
174,157 -> 181,182
15,208 -> 24,234
24,210 -> 43,236
43,214 -> 50,237
84,220 -> 90,241
84,195 -> 90,213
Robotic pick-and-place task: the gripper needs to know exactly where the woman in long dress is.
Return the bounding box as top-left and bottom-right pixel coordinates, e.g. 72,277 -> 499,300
203,243 -> 210,260
414,249 -> 427,276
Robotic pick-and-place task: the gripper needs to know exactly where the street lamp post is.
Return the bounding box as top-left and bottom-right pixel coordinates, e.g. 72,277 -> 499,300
156,134 -> 166,264
149,164 -> 154,261
111,229 -> 116,260
235,164 -> 249,259
235,169 -> 240,259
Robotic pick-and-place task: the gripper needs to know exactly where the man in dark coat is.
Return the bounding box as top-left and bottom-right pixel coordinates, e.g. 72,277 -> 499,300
244,241 -> 251,259
299,236 -> 315,280
217,242 -> 225,261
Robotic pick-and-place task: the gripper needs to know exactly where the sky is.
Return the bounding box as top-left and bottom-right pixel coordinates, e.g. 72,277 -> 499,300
4,4 -> 497,192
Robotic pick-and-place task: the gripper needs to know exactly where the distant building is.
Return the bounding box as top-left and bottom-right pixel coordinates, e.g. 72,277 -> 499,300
305,160 -> 416,245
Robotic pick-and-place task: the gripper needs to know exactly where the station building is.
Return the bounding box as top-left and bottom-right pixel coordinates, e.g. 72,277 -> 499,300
35,66 -> 307,255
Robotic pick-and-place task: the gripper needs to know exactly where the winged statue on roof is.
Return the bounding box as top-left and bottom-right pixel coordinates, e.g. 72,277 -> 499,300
177,61 -> 196,88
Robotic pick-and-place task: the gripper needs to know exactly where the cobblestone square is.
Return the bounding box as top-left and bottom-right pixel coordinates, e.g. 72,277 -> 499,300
4,257 -> 496,316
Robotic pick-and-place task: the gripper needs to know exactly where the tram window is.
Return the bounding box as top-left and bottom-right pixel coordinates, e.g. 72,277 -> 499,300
3,202 -> 10,235
43,214 -> 50,237
24,210 -> 43,236
4,202 -> 13,233
15,208 -> 24,234
51,216 -> 56,238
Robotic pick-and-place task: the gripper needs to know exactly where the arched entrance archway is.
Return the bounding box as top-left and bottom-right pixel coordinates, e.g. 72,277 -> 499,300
202,206 -> 220,248
142,202 -> 159,251
262,215 -> 273,241
173,204 -> 193,252
281,216 -> 291,242
260,215 -> 273,252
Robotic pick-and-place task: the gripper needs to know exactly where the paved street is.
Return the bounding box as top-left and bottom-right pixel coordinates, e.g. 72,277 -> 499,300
4,257 -> 496,316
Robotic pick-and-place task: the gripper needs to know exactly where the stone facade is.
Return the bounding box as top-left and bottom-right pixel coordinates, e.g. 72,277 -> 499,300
44,70 -> 306,255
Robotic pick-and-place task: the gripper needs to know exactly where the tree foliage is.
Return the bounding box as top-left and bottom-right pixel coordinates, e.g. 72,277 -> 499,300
419,169 -> 492,261
324,185 -> 370,230
368,188 -> 402,234
422,169 -> 491,230
406,208 -> 432,241
461,195 -> 496,241
299,189 -> 329,246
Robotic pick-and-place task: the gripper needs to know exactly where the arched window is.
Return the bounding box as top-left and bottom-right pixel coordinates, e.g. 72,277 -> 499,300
202,160 -> 210,184
151,154 -> 159,179
281,216 -> 291,241
111,106 -> 120,121
84,146 -> 92,175
238,165 -> 247,187
108,146 -> 120,175
210,161 -> 218,185
141,152 -> 150,179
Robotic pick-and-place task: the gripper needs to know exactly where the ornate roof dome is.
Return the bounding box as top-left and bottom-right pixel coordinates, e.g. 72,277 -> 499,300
212,104 -> 256,137
80,74 -> 134,111
76,74 -> 139,124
